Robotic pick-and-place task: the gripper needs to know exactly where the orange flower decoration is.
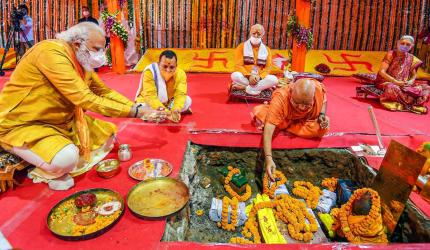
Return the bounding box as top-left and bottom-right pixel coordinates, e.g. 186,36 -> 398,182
219,196 -> 239,231
331,188 -> 388,243
292,181 -> 322,209
224,166 -> 252,202
322,177 -> 338,192
263,170 -> 287,199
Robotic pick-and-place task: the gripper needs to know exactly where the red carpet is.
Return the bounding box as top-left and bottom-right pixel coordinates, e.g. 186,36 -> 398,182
0,69 -> 429,249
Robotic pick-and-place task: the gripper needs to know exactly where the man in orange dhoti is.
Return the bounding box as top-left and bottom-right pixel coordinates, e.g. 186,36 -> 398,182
252,78 -> 329,180
231,24 -> 278,95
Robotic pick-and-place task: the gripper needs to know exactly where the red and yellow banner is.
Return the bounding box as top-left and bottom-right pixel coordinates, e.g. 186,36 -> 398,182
0,48 -> 16,69
134,49 -> 430,80
133,48 -> 290,74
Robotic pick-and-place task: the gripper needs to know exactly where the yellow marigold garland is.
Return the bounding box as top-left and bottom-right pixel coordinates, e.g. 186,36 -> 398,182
224,166 -> 252,202
230,195 -> 320,244
263,170 -> 287,199
229,201 -> 275,244
218,196 -> 239,231
331,188 -> 388,243
321,177 -> 338,192
274,194 -> 318,242
292,181 -> 322,209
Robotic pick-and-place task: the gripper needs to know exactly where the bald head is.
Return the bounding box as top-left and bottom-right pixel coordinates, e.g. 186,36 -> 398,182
290,79 -> 316,111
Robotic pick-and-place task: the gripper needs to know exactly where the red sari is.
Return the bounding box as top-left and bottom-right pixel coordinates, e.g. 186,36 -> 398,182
375,51 -> 430,114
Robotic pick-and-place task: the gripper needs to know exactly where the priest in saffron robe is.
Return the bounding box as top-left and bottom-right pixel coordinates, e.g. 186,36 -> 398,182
252,78 -> 329,180
231,24 -> 278,95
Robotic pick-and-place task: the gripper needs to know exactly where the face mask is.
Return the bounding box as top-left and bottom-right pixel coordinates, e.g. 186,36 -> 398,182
250,37 -> 262,45
398,45 -> 410,53
76,46 -> 92,72
87,49 -> 107,68
161,71 -> 175,81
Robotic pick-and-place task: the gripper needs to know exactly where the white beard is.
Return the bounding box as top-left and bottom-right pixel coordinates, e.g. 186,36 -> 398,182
75,45 -> 93,72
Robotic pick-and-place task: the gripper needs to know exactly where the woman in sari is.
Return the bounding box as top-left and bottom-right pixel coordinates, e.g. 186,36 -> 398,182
376,35 -> 430,114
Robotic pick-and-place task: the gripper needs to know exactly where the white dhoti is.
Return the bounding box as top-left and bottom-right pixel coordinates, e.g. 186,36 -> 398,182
168,95 -> 192,112
231,72 -> 278,95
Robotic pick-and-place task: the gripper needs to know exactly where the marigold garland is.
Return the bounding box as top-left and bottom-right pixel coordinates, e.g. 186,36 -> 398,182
230,195 -> 319,244
218,196 -> 239,231
274,194 -> 318,242
263,170 -> 287,199
331,188 -> 388,243
321,177 -> 338,192
292,181 -> 322,209
224,166 -> 252,202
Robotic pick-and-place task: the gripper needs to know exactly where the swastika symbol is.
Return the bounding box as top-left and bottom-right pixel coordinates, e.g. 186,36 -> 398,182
323,53 -> 373,72
192,52 -> 228,69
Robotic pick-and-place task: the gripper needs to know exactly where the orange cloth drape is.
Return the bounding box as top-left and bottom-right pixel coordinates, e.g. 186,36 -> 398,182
107,0 -> 126,74
291,0 -> 311,72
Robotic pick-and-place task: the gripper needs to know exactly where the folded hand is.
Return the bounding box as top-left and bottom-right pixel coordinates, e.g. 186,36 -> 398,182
318,115 -> 330,129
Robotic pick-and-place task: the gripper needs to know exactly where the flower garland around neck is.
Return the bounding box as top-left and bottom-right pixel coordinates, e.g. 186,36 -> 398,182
224,166 -> 252,202
331,188 -> 388,243
292,181 -> 322,209
263,170 -> 287,199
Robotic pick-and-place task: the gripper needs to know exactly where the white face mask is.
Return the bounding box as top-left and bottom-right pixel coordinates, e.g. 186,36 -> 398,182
87,49 -> 107,68
76,45 -> 92,72
250,37 -> 262,45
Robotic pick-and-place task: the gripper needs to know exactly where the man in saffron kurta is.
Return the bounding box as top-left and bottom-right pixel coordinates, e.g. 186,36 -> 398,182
135,50 -> 192,123
252,78 -> 329,180
0,23 -> 163,189
231,24 -> 278,95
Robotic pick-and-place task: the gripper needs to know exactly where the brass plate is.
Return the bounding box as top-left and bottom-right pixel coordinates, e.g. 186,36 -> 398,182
128,158 -> 173,181
127,177 -> 190,218
47,188 -> 124,240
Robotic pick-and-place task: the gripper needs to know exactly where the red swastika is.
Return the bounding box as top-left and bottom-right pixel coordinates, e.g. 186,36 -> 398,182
192,52 -> 228,69
323,53 -> 373,72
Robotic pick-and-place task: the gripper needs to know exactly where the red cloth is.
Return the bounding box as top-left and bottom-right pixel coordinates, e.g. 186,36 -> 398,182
0,73 -> 430,249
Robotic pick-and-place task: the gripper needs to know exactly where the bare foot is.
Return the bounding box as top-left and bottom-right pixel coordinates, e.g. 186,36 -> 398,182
231,83 -> 246,90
